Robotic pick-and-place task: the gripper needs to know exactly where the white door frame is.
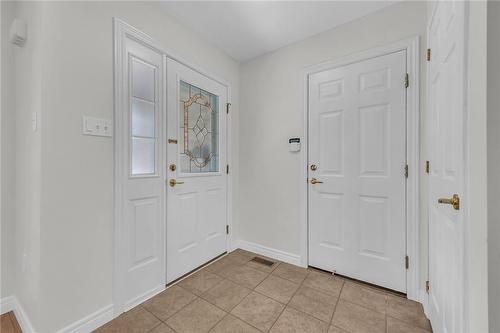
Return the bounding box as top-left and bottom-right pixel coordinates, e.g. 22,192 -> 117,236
299,36 -> 421,301
113,18 -> 233,315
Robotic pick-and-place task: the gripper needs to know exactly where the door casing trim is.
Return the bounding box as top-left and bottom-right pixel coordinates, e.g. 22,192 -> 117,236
113,18 -> 233,316
299,36 -> 421,301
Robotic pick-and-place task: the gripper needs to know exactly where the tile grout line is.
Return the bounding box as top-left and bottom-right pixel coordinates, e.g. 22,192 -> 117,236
267,269 -> 312,332
329,277 -> 345,327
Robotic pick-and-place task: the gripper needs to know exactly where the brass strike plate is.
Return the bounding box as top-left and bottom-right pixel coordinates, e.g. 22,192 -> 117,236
168,139 -> 178,144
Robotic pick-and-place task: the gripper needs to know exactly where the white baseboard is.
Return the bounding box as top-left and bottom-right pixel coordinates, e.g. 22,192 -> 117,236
56,304 -> 114,333
1,295 -> 35,333
233,239 -> 302,266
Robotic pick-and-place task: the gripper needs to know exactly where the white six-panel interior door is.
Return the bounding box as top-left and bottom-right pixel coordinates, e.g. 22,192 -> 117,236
115,20 -> 228,312
427,2 -> 466,332
308,50 -> 408,292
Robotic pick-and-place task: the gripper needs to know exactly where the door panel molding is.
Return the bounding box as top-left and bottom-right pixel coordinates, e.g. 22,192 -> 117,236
300,36 -> 420,300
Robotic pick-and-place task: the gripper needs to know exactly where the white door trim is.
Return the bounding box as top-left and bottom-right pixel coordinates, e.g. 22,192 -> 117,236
113,18 -> 233,315
299,36 -> 421,301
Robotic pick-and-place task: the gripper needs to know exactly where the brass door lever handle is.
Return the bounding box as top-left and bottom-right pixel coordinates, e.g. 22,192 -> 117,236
310,178 -> 323,184
438,194 -> 460,210
169,179 -> 185,187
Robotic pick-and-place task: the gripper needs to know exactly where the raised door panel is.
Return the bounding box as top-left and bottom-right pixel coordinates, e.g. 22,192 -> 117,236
309,50 -> 406,292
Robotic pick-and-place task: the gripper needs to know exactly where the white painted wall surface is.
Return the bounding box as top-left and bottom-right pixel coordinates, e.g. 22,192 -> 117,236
4,2 -> 239,331
487,2 -> 500,332
466,2 -> 489,332
238,1 -> 428,287
0,0 -> 16,300
7,1 -> 45,327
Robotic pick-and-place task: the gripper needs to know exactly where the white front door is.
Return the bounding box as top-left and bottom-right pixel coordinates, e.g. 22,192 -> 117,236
118,35 -> 166,309
427,2 -> 466,332
166,59 -> 228,283
308,50 -> 407,292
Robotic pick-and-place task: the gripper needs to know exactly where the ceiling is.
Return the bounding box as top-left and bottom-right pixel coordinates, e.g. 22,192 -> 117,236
161,1 -> 397,62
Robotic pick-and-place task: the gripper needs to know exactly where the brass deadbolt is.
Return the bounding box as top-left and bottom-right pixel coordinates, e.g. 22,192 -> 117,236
169,164 -> 177,171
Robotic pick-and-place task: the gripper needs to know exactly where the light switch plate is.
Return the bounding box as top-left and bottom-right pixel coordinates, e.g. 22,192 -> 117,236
82,116 -> 113,137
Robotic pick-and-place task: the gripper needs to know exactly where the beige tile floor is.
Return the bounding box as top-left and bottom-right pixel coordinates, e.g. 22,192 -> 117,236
94,249 -> 432,333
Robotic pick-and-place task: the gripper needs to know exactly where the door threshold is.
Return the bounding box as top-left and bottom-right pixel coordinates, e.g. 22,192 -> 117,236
166,252 -> 227,287
308,265 -> 407,298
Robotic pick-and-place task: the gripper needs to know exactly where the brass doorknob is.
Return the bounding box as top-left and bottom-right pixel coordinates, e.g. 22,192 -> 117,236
169,179 -> 185,187
310,178 -> 323,184
438,194 -> 460,210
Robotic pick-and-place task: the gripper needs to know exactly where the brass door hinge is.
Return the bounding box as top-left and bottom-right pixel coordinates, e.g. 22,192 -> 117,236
427,48 -> 431,61
226,164 -> 229,174
405,256 -> 409,269
425,161 -> 430,174
405,73 -> 409,88
226,103 -> 231,114
404,164 -> 409,178
426,280 -> 430,293
226,225 -> 229,235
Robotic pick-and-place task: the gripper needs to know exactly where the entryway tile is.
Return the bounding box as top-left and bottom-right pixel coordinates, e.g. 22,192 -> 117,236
387,316 -> 432,333
220,264 -> 269,289
150,323 -> 176,333
288,285 -> 338,322
202,279 -> 252,311
94,306 -> 160,333
209,315 -> 261,333
271,262 -> 309,284
226,249 -> 254,264
205,256 -> 239,274
255,275 -> 300,304
269,307 -> 329,333
302,270 -> 344,297
386,295 -> 432,331
332,300 -> 386,333
141,285 -> 197,321
166,298 -> 226,333
178,270 -> 224,296
231,291 -> 285,332
327,326 -> 350,333
340,282 -> 387,314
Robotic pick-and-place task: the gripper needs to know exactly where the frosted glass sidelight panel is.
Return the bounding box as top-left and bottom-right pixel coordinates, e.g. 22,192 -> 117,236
132,98 -> 155,138
179,81 -> 219,173
132,59 -> 155,102
132,137 -> 156,175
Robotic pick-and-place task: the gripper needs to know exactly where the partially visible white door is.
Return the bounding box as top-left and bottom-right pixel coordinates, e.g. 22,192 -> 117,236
427,2 -> 466,332
166,59 -> 228,283
308,51 -> 407,292
118,36 -> 165,309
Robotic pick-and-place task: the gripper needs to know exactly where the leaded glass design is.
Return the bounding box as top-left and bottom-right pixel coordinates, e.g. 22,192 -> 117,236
179,81 -> 219,173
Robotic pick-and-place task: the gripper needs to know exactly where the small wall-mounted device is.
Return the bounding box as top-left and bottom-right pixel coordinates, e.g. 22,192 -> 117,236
289,137 -> 301,152
82,116 -> 113,137
10,18 -> 27,46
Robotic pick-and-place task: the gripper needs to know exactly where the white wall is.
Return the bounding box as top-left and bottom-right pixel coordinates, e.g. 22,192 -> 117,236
5,2 -> 45,327
0,0 -> 16,300
487,2 -> 500,332
466,2 -> 489,332
5,2 -> 239,332
238,0 -> 428,285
